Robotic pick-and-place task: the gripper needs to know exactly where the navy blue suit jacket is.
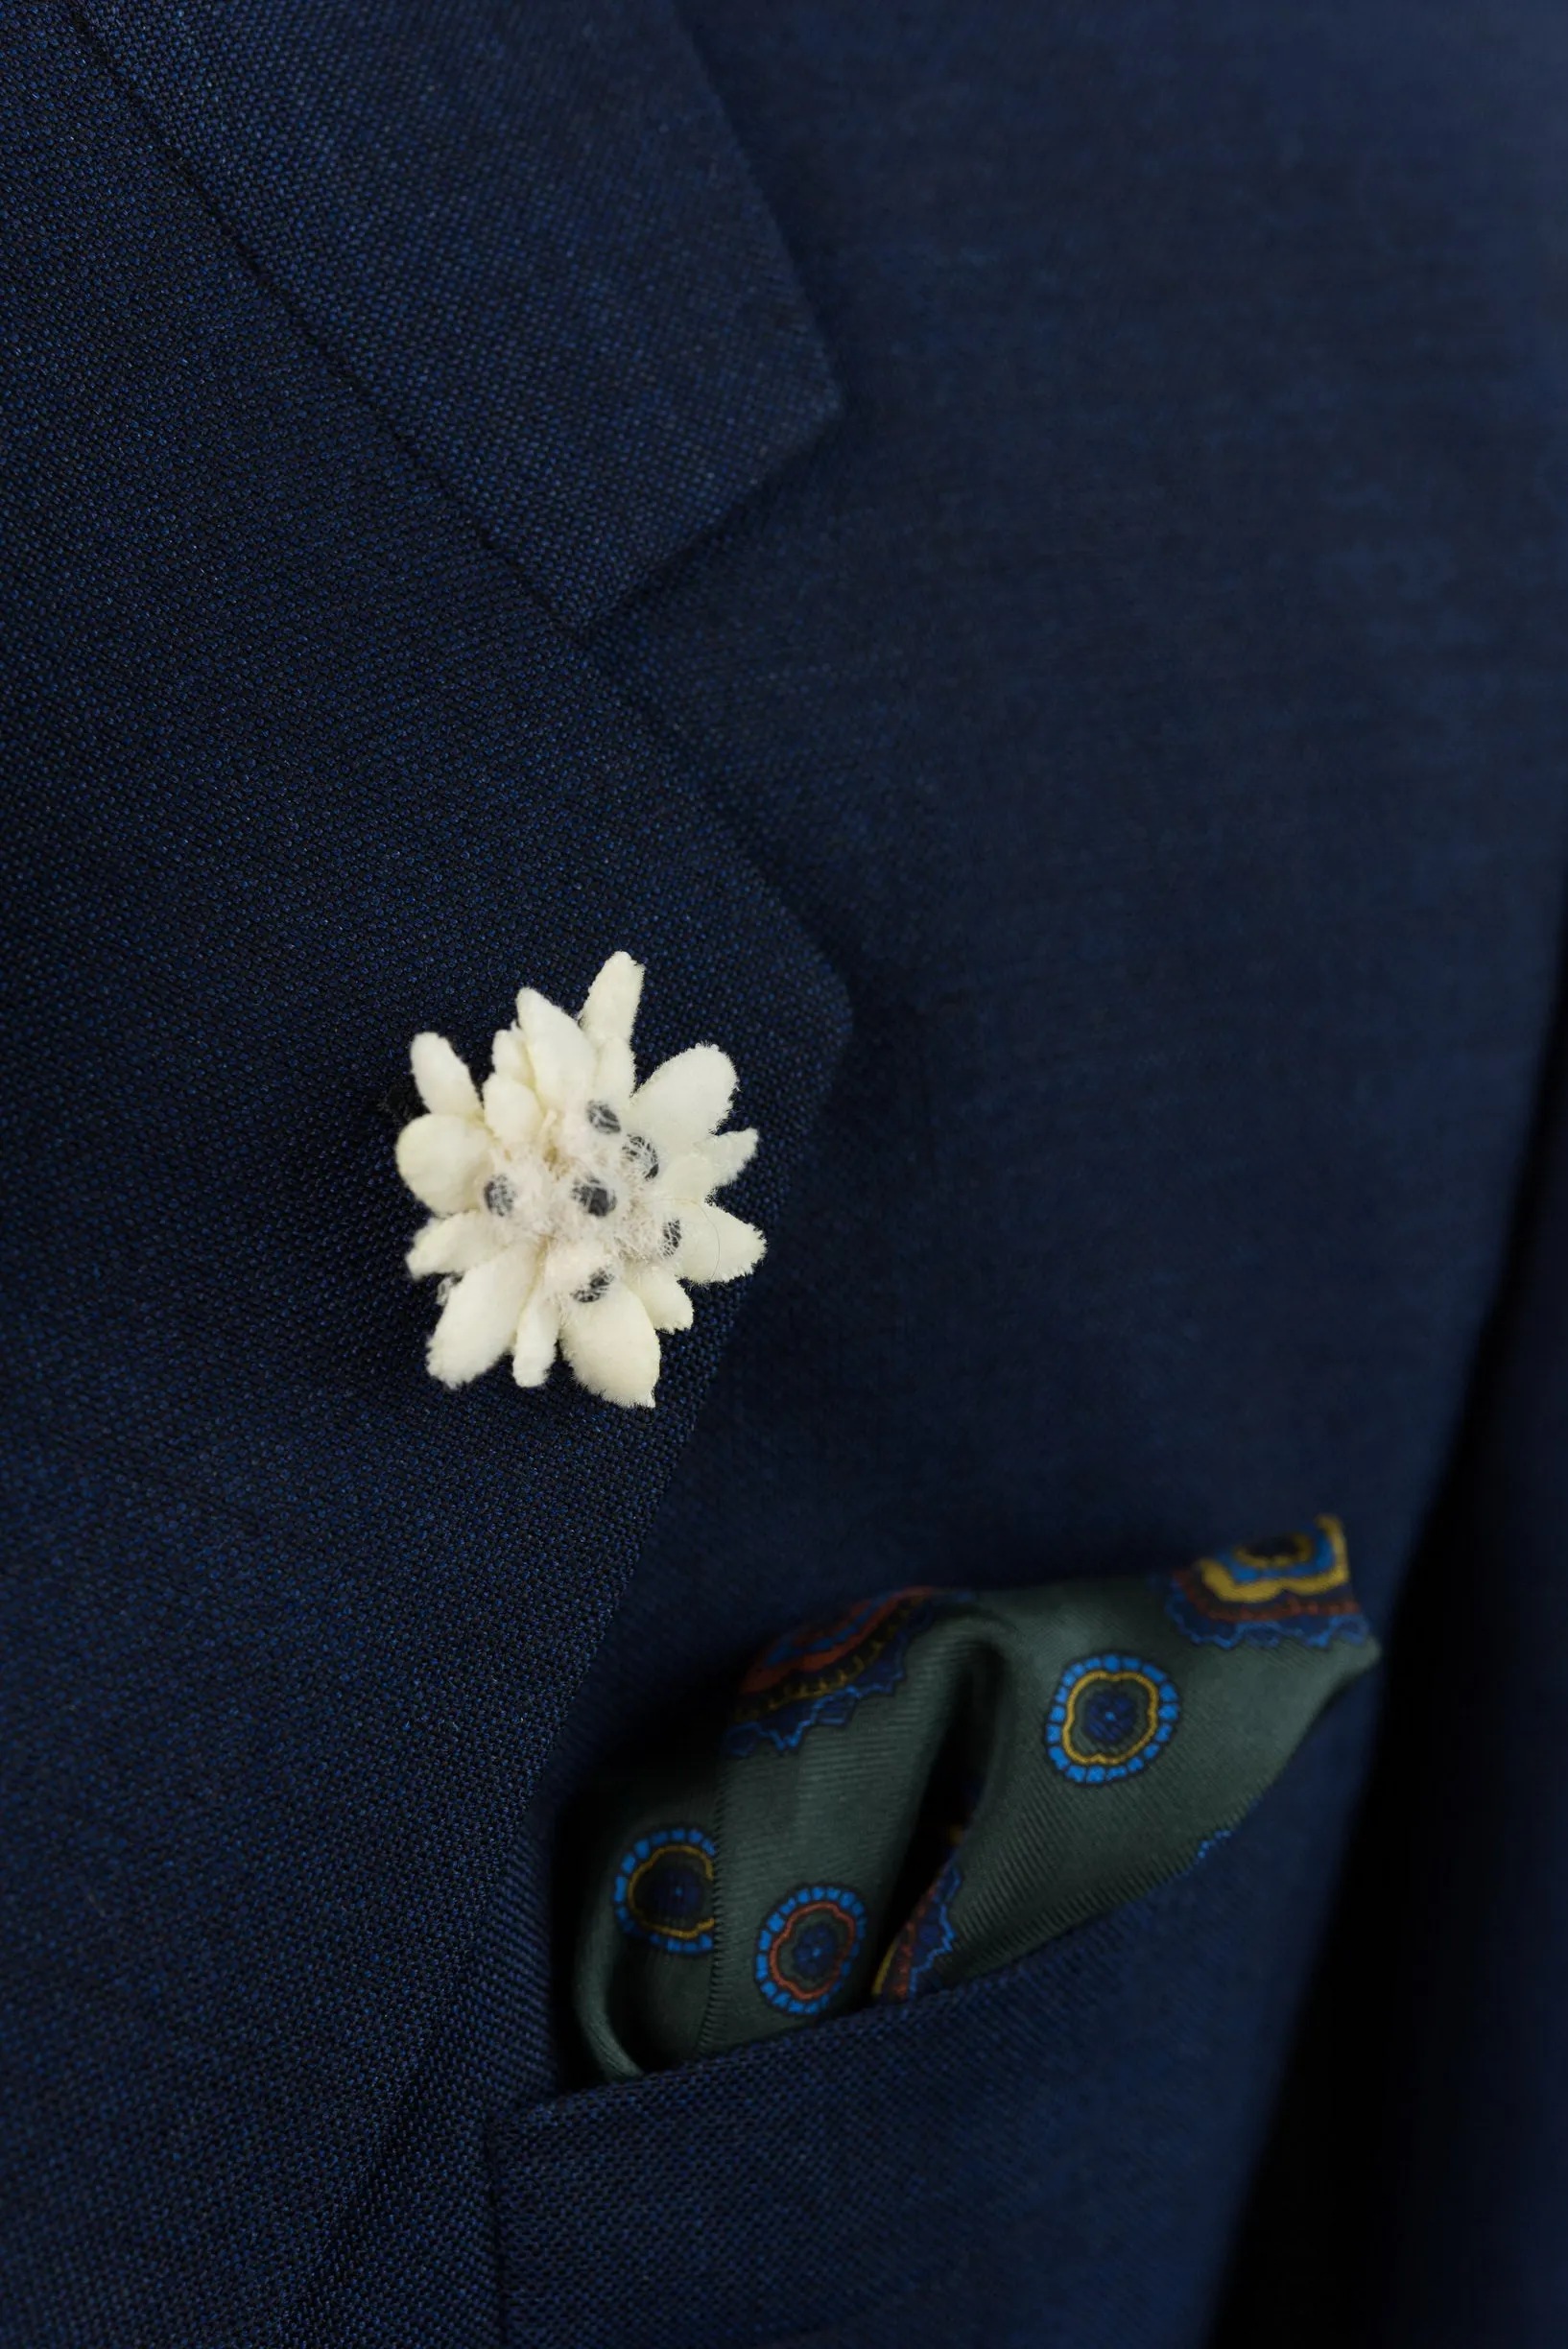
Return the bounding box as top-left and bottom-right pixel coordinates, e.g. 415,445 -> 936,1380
5,2 -> 1568,2341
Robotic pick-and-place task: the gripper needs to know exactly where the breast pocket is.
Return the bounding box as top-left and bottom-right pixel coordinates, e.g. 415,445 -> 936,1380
487,1679 -> 1374,2349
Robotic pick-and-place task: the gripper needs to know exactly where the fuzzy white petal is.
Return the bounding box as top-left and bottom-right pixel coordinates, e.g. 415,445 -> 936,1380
511,1288 -> 561,1387
492,1028 -> 534,1086
482,1071 -> 542,1151
669,1203 -> 766,1285
427,1246 -> 537,1387
396,1114 -> 489,1215
593,1036 -> 635,1103
630,1045 -> 736,1156
693,1127 -> 758,1191
580,952 -> 644,1051
406,1211 -> 502,1278
411,1032 -> 481,1119
625,1262 -> 694,1332
559,1284 -> 661,1407
516,988 -> 597,1109
658,1150 -> 719,1202
659,1127 -> 757,1203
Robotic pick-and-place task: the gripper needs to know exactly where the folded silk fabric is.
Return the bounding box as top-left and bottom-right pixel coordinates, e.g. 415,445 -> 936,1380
574,1518 -> 1377,2078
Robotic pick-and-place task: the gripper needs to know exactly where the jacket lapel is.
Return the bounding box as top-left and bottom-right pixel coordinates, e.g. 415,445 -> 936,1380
2,6 -> 844,2336
78,0 -> 842,628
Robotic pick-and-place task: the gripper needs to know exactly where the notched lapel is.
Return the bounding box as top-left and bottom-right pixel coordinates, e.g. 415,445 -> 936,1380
0,10 -> 847,2335
78,0 -> 842,629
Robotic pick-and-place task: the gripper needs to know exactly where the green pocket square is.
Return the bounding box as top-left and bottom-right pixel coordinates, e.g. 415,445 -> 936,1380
573,1517 -> 1378,2079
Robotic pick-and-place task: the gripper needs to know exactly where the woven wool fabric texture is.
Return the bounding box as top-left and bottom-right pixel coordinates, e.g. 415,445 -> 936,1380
5,0 -> 1568,2345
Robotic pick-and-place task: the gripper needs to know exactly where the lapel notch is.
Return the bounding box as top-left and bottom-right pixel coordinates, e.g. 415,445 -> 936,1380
79,0 -> 842,627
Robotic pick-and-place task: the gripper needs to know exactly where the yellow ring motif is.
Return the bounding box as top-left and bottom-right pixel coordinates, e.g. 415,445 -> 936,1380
1058,1668 -> 1166,1769
626,1841 -> 714,1944
1196,1515 -> 1350,1606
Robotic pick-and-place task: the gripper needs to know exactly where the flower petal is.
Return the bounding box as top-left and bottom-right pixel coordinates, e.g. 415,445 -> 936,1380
483,1071 -> 542,1152
492,1028 -> 534,1086
410,1032 -> 481,1119
512,1288 -> 561,1387
396,1114 -> 489,1215
406,1211 -> 501,1278
659,1127 -> 757,1203
669,1203 -> 766,1285
657,1150 -> 716,1202
593,1036 -> 635,1103
427,1246 -> 537,1387
625,1262 -> 693,1332
580,951 -> 644,1051
693,1127 -> 758,1191
630,1045 -> 736,1156
559,1283 -> 661,1407
516,988 -> 597,1109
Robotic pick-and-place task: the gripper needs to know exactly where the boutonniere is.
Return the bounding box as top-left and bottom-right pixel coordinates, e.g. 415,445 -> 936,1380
394,953 -> 763,1408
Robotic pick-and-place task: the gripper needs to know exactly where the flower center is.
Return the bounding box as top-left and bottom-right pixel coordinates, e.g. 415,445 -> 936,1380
477,1093 -> 674,1293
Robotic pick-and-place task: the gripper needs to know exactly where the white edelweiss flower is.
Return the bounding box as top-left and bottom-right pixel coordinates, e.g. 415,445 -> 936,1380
393,952 -> 765,1409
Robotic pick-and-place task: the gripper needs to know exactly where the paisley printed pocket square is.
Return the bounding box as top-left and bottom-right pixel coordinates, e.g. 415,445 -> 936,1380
573,1519 -> 1377,2078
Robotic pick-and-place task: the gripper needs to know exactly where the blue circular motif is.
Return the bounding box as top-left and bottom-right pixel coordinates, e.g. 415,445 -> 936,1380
754,1884 -> 867,2015
613,1827 -> 717,1955
1046,1653 -> 1180,1784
